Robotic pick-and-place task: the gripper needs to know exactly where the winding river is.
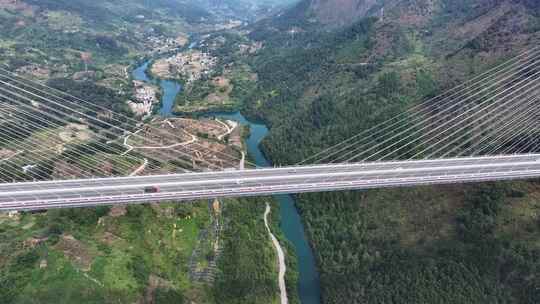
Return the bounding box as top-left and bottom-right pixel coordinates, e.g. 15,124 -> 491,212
132,61 -> 321,304
132,61 -> 182,116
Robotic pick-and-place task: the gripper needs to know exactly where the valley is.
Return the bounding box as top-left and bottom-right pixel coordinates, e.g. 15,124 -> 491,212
2,0 -> 540,303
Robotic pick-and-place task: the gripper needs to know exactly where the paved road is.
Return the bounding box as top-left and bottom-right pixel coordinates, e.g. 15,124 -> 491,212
1,154 -> 540,211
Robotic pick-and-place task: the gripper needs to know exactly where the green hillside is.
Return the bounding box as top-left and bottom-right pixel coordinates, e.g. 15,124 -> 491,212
0,198 -> 286,303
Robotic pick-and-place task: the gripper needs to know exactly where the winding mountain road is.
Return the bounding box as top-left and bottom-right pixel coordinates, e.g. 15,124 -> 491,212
264,203 -> 288,304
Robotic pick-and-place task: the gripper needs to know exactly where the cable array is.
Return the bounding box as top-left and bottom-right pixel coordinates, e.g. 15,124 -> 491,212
0,67 -> 254,183
1,48 -> 540,207
300,47 -> 540,165
1,46 -> 539,190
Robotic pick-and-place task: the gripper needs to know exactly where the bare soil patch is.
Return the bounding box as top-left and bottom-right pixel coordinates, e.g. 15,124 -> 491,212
55,234 -> 95,271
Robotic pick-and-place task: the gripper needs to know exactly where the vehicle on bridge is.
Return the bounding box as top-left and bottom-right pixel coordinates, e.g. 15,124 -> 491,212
144,186 -> 160,193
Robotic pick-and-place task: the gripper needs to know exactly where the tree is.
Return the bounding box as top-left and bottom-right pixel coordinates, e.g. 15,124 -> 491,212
377,72 -> 401,98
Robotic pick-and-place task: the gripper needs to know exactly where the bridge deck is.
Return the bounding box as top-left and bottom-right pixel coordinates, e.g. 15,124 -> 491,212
2,154 -> 540,211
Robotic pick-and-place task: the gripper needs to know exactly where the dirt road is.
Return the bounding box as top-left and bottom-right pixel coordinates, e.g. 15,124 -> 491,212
264,203 -> 288,304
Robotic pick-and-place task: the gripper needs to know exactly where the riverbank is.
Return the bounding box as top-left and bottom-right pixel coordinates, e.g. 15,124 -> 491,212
210,111 -> 321,304
132,60 -> 182,117
132,58 -> 321,303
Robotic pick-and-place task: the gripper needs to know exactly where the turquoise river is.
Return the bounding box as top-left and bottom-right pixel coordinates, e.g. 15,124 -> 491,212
133,61 -> 321,303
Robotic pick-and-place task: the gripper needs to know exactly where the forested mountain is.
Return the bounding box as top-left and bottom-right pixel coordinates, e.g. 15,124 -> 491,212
198,0 -> 299,21
246,0 -> 540,164
237,0 -> 540,302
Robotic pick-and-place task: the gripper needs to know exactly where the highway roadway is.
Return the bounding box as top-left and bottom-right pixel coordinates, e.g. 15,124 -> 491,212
2,154 -> 540,211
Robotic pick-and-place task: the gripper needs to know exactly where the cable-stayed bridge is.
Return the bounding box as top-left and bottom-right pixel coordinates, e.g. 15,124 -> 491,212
1,47 -> 540,211
1,154 -> 540,211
